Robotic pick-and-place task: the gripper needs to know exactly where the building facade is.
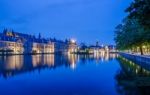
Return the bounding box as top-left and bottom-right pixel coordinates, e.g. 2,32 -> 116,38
0,29 -> 54,54
0,40 -> 24,54
67,39 -> 78,54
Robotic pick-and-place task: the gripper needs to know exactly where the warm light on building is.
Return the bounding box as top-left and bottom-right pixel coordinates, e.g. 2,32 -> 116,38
70,39 -> 76,44
67,39 -> 78,54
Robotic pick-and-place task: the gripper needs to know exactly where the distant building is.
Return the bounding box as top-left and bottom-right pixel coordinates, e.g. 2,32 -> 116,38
52,40 -> 68,54
51,39 -> 78,54
0,29 -> 54,54
77,42 -> 116,54
0,32 -> 24,54
24,41 -> 54,54
88,45 -> 105,54
0,40 -> 24,54
67,39 -> 78,54
108,45 -> 117,53
0,29 -> 116,55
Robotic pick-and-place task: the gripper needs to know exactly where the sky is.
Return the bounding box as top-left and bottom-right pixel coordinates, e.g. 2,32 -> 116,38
0,0 -> 132,45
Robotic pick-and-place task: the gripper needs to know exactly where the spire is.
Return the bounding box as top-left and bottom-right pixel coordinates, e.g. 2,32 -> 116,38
38,33 -> 41,39
3,28 -> 7,34
96,41 -> 99,47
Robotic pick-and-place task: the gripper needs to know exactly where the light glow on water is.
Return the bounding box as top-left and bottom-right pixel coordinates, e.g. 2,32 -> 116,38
0,53 -> 149,95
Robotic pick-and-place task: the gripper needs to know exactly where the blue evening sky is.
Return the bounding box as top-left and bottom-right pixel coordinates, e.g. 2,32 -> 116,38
0,0 -> 132,45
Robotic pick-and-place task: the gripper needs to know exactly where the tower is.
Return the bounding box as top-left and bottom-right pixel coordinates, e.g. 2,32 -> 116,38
38,33 -> 41,39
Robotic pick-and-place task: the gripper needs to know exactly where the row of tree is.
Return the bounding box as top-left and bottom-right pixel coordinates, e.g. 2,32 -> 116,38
115,0 -> 150,55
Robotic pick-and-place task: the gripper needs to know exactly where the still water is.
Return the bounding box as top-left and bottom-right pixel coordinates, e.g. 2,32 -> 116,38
0,53 -> 150,95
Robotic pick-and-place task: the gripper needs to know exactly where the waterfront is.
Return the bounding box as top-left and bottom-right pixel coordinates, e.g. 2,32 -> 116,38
0,53 -> 149,95
0,0 -> 149,95
0,53 -> 117,95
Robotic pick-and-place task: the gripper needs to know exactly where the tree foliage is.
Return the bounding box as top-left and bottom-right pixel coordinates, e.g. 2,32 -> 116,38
115,0 -> 150,55
126,0 -> 150,29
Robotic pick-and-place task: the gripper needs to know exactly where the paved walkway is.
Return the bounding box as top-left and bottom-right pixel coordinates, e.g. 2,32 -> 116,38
124,52 -> 150,58
119,52 -> 150,64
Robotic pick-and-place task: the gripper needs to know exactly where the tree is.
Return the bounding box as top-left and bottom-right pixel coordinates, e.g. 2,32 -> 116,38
114,0 -> 150,55
115,18 -> 146,55
126,0 -> 150,29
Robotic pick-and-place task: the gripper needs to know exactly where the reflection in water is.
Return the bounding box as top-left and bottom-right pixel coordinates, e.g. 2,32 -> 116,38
116,56 -> 150,95
32,54 -> 54,67
67,54 -> 78,69
0,53 -> 117,78
79,53 -> 117,64
5,56 -> 23,70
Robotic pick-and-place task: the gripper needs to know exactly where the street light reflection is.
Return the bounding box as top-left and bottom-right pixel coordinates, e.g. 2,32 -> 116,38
0,53 -> 118,78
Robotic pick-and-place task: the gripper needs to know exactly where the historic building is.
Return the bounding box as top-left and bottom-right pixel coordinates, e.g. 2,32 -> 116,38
24,41 -> 54,54
67,39 -> 78,54
53,41 -> 68,54
0,29 -> 79,55
51,39 -> 78,54
0,29 -> 54,54
0,32 -> 24,54
88,45 -> 105,54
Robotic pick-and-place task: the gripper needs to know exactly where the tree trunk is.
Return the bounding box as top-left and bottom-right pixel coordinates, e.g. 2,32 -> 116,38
139,46 -> 144,55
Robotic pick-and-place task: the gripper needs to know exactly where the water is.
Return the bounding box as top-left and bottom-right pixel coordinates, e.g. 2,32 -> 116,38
0,53 -> 149,95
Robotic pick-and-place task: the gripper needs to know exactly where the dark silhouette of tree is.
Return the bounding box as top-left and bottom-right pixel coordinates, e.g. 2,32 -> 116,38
126,0 -> 150,30
114,0 -> 150,55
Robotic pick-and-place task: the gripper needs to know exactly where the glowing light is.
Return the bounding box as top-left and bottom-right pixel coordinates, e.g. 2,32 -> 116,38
70,39 -> 76,44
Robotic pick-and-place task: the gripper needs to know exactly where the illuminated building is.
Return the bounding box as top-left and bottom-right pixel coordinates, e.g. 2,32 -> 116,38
67,39 -> 78,54
53,41 -> 68,54
88,45 -> 107,54
0,30 -> 24,54
0,29 -> 55,54
108,45 -> 117,53
51,39 -> 78,54
0,40 -> 24,54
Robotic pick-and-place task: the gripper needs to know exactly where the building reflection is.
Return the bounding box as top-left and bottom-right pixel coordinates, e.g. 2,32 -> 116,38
5,56 -> 23,70
67,54 -> 78,69
0,53 -> 117,78
116,56 -> 150,95
32,54 -> 54,67
84,53 -> 118,64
